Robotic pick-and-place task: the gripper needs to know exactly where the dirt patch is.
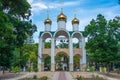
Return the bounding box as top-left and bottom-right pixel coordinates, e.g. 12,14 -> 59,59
0,71 -> 24,80
105,73 -> 120,79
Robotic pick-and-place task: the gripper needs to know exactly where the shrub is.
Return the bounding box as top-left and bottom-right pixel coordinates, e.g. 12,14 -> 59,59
40,76 -> 48,80
28,67 -> 32,72
76,75 -> 83,80
90,66 -> 95,72
101,67 -> 106,74
34,68 -> 38,72
33,75 -> 37,79
12,66 -> 19,74
116,69 -> 120,74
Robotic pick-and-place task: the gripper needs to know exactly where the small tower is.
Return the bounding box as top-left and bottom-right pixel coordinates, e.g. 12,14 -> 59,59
57,7 -> 67,30
44,9 -> 52,31
72,10 -> 79,31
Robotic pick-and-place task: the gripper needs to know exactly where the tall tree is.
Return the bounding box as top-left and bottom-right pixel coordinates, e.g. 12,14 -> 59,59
0,0 -> 37,72
83,14 -> 120,71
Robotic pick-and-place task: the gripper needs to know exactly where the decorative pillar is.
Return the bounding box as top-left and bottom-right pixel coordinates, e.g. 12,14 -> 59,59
51,37 -> 55,71
81,37 -> 86,71
79,39 -> 82,48
69,37 -> 73,71
38,38 -> 43,71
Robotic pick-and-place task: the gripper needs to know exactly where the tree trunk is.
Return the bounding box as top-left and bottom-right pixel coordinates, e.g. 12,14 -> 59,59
2,66 -> 5,74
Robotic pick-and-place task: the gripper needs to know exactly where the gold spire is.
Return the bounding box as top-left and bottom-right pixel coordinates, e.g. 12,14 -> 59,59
44,9 -> 52,25
57,2 -> 67,22
72,9 -> 79,24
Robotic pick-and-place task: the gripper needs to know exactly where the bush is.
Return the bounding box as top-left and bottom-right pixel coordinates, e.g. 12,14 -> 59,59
28,67 -> 32,72
33,75 -> 37,79
76,75 -> 83,80
12,66 -> 19,74
101,67 -> 106,74
34,68 -> 38,72
116,69 -> 120,74
90,66 -> 95,72
40,76 -> 48,80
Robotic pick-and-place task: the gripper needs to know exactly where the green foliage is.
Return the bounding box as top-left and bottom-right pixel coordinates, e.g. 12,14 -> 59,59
83,14 -> 120,71
116,69 -> 120,74
73,43 -> 79,48
55,53 -> 69,70
90,66 -> 95,72
44,56 -> 51,70
0,0 -> 37,72
76,75 -> 83,80
100,67 -> 107,74
34,68 -> 38,72
57,42 -> 68,48
12,66 -> 19,74
28,67 -> 32,72
40,76 -> 48,80
74,55 -> 80,70
44,41 -> 51,48
33,75 -> 37,79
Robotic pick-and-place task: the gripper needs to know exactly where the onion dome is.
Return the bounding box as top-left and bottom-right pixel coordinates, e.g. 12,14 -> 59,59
57,12 -> 67,22
72,17 -> 79,24
44,18 -> 52,25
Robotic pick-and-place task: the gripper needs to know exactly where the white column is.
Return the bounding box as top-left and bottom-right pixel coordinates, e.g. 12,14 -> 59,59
79,39 -> 82,48
81,37 -> 86,71
51,37 -> 55,71
69,37 -> 73,71
38,38 -> 42,71
82,37 -> 86,64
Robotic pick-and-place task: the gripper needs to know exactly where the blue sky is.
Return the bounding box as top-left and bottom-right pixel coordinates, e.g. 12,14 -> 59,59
27,0 -> 120,43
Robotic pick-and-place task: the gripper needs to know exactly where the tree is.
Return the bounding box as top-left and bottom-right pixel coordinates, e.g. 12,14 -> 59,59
21,43 -> 38,71
74,55 -> 80,70
44,56 -> 51,70
0,12 -> 16,73
0,0 -> 37,73
83,14 -> 120,72
44,41 -> 51,48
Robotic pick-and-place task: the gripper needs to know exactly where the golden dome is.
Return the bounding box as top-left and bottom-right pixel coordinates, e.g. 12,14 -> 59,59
72,18 -> 79,24
44,18 -> 52,25
57,12 -> 67,22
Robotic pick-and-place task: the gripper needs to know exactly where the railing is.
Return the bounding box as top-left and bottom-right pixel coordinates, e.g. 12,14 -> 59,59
42,48 -> 82,56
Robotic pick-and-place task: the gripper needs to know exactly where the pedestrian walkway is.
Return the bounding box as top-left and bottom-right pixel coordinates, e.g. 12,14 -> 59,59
65,72 -> 74,80
94,72 -> 119,80
58,72 -> 66,80
52,72 -> 74,80
8,72 -> 35,80
52,72 -> 59,80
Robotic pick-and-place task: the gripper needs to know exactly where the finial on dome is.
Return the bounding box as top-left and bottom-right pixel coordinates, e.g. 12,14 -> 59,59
72,9 -> 79,24
74,9 -> 76,18
60,2 -> 63,13
47,8 -> 49,18
57,2 -> 67,22
44,8 -> 52,25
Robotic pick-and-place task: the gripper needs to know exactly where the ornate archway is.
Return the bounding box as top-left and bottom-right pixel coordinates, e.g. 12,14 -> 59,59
55,52 -> 69,71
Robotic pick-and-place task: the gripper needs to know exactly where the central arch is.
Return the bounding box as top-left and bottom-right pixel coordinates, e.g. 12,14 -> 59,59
55,51 -> 69,71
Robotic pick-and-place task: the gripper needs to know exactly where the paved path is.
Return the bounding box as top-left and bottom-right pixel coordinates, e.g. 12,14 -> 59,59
7,72 -> 35,80
94,73 -> 119,80
58,72 -> 67,80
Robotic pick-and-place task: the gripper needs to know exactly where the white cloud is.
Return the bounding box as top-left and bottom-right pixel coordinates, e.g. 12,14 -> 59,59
64,1 -> 80,7
27,0 -> 33,4
31,1 -> 81,13
32,2 -> 48,12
